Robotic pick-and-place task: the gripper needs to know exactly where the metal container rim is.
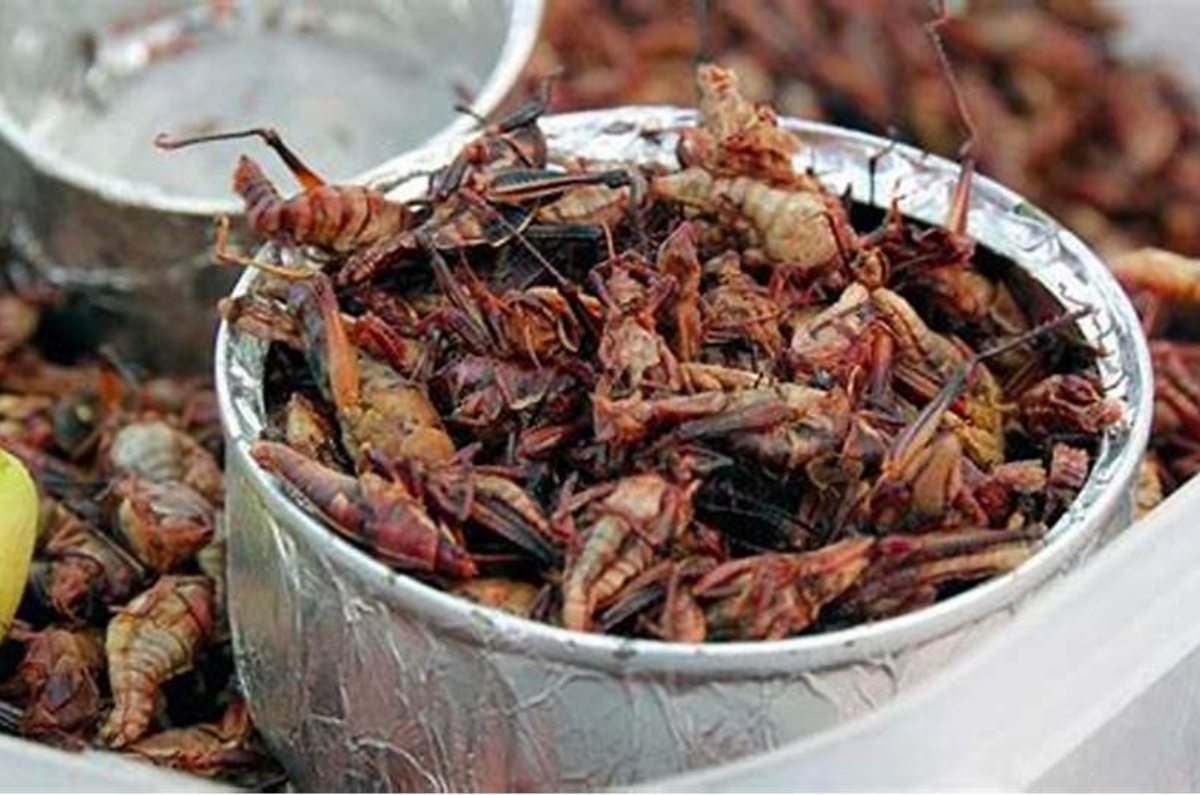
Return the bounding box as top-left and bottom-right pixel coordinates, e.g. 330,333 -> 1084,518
0,0 -> 544,217
216,108 -> 1153,676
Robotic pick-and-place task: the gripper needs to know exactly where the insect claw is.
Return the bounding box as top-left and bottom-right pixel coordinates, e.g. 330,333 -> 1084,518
453,102 -> 490,128
924,0 -> 976,237
371,168 -> 437,195
867,133 -> 899,207
211,216 -> 314,280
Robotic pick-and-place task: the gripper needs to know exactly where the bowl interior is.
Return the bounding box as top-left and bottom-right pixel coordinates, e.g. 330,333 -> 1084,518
0,0 -> 536,208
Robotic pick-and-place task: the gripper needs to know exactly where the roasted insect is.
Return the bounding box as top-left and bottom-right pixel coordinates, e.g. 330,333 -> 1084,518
3,626 -> 105,742
155,127 -> 411,266
99,575 -> 215,748
105,420 -> 224,506
112,478 -> 218,573
695,539 -> 872,640
31,496 -> 145,619
1110,248 -> 1200,493
250,440 -> 476,577
0,295 -> 40,358
157,107 -> 642,288
557,472 -> 699,631
126,699 -> 270,779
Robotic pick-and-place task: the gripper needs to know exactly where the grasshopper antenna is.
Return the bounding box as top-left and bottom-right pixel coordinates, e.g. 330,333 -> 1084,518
924,0 -> 977,237
455,69 -> 561,132
884,305 -> 1094,470
155,127 -> 326,190
452,103 -> 490,127
868,129 -> 900,207
692,0 -> 713,66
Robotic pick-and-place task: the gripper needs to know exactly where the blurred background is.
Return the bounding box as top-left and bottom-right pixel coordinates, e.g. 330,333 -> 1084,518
508,0 -> 1200,260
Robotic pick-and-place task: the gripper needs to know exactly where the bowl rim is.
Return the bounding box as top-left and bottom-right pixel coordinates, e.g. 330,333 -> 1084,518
0,0 -> 544,216
216,108 -> 1154,675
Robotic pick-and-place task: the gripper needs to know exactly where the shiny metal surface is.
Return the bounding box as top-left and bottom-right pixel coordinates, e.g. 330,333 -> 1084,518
218,108 -> 1153,791
0,0 -> 541,371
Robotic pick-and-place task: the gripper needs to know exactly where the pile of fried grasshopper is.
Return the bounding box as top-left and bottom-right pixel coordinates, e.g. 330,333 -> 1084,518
199,61 -> 1121,643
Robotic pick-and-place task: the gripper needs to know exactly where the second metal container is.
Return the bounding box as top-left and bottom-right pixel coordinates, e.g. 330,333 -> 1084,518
0,0 -> 541,372
217,108 -> 1153,791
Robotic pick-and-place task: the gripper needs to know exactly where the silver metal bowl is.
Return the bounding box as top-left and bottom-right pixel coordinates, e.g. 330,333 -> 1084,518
0,0 -> 541,371
217,108 -> 1153,791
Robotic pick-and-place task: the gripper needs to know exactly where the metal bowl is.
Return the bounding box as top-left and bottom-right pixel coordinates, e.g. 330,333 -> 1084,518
217,108 -> 1153,791
0,0 -> 541,372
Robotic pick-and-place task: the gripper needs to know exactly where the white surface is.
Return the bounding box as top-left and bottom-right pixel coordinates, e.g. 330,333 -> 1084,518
0,733 -> 229,792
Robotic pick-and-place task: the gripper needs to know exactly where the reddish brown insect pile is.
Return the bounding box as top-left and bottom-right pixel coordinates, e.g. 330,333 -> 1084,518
0,272 -> 282,787
199,54 -> 1120,643
514,0 -> 1200,506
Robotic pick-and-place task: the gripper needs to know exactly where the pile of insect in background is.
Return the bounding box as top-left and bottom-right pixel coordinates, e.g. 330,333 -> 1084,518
0,246 -> 283,788
217,62 -> 1121,643
509,0 -> 1200,502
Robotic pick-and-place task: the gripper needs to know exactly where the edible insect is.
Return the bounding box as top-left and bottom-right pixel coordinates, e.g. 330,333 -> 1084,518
99,576 -> 215,748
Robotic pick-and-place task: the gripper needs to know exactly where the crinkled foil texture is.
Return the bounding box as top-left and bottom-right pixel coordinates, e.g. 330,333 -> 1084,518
220,108 -> 1152,791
